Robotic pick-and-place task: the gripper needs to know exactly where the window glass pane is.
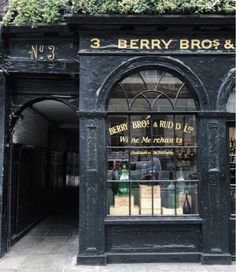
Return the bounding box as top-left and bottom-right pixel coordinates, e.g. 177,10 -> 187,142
175,147 -> 198,180
153,149 -> 175,181
130,96 -> 152,111
121,73 -> 146,92
175,87 -> 196,111
152,95 -> 174,112
139,70 -> 163,90
108,85 -> 129,112
175,115 -> 197,146
158,72 -> 183,97
161,181 -> 198,215
139,183 -> 161,216
130,149 -> 153,181
108,69 -> 196,112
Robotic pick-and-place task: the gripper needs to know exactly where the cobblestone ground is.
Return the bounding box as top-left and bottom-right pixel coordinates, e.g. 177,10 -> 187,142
0,215 -> 235,272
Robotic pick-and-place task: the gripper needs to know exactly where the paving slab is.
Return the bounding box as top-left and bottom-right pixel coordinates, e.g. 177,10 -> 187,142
0,255 -> 28,270
0,269 -> 17,272
20,253 -> 73,270
64,263 -> 236,272
2,216 -> 235,272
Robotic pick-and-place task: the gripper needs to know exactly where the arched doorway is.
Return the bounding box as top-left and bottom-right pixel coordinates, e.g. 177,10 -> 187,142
9,99 -> 79,249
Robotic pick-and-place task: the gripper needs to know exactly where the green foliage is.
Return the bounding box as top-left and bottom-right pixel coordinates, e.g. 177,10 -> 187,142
3,0 -> 66,26
118,0 -> 153,14
43,0 -> 65,24
3,0 -> 235,26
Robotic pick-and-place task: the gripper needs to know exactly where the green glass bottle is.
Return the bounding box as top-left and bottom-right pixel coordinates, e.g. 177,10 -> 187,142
117,164 -> 129,196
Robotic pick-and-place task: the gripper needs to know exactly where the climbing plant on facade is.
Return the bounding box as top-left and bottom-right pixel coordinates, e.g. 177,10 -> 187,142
3,0 -> 235,26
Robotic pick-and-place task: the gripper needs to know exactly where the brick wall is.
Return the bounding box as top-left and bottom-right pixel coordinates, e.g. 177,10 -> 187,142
13,108 -> 48,147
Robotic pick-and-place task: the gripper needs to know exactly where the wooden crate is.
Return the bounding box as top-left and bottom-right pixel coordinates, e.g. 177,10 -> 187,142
140,197 -> 161,209
162,207 -> 183,215
139,184 -> 160,198
140,208 -> 161,215
114,195 -> 134,207
109,205 -> 139,216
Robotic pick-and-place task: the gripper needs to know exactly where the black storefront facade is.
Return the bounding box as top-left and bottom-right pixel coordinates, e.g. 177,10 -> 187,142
0,15 -> 235,265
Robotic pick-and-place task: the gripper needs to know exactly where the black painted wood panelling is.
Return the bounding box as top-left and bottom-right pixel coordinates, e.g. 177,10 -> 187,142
106,225 -> 201,253
11,74 -> 79,95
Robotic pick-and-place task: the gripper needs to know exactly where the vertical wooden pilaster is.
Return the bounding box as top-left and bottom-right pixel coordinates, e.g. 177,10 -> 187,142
0,70 -> 9,256
199,117 -> 231,264
77,114 -> 106,265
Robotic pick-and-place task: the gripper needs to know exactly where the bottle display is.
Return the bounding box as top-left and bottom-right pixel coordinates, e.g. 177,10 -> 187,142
107,113 -> 198,216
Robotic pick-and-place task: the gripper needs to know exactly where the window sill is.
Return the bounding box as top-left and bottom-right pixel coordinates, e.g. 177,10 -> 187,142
105,215 -> 203,225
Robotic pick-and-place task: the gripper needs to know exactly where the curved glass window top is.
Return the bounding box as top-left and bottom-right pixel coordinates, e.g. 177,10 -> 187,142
108,70 -> 196,112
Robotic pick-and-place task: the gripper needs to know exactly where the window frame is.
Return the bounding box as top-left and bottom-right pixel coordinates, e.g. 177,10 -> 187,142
106,68 -> 200,218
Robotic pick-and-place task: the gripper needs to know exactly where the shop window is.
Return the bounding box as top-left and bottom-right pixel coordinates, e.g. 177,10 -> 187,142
227,88 -> 236,216
107,69 -> 198,216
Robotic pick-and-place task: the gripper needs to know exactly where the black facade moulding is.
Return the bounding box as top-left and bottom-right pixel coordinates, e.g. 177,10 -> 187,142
0,15 -> 235,265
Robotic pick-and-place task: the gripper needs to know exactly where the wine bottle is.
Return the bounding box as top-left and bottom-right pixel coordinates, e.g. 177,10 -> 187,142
167,182 -> 175,209
112,161 -> 121,195
177,167 -> 185,196
117,164 -> 129,195
183,193 -> 191,214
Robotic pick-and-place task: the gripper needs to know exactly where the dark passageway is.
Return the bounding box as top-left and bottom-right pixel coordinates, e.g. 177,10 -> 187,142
9,100 -> 79,247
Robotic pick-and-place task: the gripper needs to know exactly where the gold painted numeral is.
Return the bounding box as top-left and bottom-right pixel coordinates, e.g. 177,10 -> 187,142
48,45 -> 56,61
31,45 -> 56,61
90,38 -> 101,49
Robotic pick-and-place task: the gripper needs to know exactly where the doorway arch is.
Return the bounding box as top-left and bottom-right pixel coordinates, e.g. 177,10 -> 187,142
9,98 -> 80,247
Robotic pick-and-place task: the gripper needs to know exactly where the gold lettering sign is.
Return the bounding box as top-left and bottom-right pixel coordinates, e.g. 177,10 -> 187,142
109,119 -> 194,136
90,38 -> 235,50
130,150 -> 174,155
120,136 -> 183,145
31,45 -> 56,61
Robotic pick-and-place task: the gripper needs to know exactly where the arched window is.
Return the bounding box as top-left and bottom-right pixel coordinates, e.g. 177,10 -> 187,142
107,69 -> 198,217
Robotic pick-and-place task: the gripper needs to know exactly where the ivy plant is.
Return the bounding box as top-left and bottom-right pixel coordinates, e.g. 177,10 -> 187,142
3,0 -> 235,26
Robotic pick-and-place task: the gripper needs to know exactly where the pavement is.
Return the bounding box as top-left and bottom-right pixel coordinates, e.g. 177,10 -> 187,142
0,215 -> 235,272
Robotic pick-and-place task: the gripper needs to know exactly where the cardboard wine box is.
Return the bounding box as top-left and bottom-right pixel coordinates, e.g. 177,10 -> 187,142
140,208 -> 161,215
114,195 -> 134,207
139,184 -> 161,198
140,197 -> 161,209
109,205 -> 139,216
162,207 -> 183,215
